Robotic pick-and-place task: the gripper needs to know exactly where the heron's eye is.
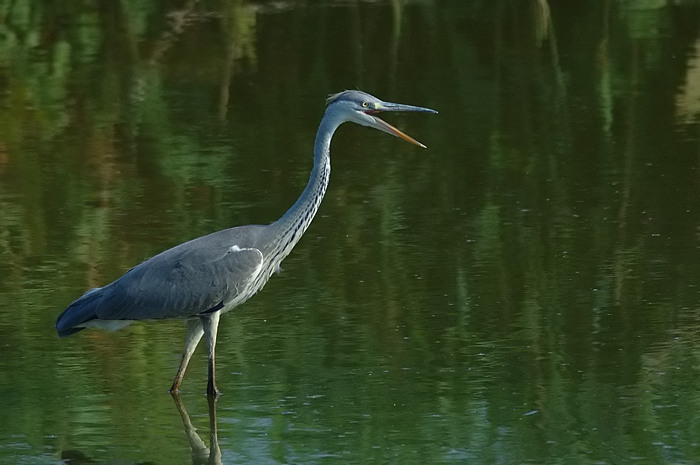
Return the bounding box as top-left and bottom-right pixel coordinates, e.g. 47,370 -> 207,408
361,101 -> 369,108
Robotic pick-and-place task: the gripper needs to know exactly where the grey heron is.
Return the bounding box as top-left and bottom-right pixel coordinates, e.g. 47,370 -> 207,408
56,90 -> 437,396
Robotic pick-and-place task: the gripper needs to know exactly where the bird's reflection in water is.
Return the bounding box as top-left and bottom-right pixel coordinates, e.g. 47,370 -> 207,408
59,394 -> 221,465
171,393 -> 222,465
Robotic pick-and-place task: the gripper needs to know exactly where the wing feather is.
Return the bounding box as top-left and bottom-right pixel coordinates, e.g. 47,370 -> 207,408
97,243 -> 264,320
57,225 -> 270,335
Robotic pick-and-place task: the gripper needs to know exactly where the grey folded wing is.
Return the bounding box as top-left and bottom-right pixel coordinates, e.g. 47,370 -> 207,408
94,244 -> 265,321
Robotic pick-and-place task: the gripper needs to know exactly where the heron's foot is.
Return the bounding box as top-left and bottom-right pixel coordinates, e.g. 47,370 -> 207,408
206,385 -> 221,397
169,381 -> 183,395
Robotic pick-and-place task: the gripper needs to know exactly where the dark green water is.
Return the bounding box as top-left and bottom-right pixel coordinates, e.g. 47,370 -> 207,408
0,1 -> 699,463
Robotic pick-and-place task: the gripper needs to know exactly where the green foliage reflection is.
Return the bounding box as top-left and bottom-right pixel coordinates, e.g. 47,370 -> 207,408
0,1 -> 698,464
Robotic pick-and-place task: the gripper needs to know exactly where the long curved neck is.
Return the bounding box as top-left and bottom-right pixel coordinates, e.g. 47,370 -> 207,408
266,111 -> 341,259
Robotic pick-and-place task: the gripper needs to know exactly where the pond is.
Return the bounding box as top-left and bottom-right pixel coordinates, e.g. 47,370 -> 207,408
0,1 -> 699,463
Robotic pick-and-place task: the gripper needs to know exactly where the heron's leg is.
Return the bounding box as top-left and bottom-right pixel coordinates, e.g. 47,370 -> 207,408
170,318 -> 205,393
201,311 -> 222,396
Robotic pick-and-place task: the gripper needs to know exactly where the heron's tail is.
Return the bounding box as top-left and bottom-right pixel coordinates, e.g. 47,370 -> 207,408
56,287 -> 102,337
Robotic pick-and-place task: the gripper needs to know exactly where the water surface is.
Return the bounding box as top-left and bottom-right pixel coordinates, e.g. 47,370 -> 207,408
0,1 -> 699,463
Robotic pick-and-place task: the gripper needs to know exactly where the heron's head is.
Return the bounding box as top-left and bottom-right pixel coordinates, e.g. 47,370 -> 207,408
325,90 -> 437,148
